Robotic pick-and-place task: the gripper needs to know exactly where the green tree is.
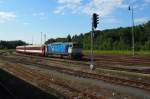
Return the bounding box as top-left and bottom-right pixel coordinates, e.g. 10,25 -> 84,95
66,34 -> 72,42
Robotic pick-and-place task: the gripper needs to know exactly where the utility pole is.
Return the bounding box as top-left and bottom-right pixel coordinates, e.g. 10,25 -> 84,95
90,13 -> 99,70
41,32 -> 43,45
32,36 -> 34,45
129,5 -> 135,56
44,33 -> 46,44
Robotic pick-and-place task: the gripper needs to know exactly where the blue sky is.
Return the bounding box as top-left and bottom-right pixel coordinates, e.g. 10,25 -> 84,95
0,0 -> 150,44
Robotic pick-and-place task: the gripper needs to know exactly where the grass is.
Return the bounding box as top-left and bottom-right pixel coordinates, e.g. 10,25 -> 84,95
96,68 -> 150,78
0,49 -> 14,52
83,50 -> 150,56
96,68 -> 150,83
0,49 -> 4,52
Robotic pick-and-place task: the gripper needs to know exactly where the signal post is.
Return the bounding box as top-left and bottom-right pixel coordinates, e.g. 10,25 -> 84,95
90,13 -> 99,70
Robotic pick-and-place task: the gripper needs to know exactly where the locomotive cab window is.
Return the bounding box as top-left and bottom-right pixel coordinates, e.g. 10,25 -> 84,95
73,44 -> 82,48
69,45 -> 72,48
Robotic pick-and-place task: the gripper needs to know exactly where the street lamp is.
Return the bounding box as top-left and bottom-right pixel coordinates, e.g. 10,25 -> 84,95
129,5 -> 135,56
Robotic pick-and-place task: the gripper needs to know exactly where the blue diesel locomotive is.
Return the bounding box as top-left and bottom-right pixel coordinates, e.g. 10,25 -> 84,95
47,42 -> 83,58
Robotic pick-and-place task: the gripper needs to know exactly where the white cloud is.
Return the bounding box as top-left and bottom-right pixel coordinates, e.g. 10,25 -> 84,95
32,12 -> 48,20
131,0 -> 150,11
23,22 -> 30,25
135,17 -> 150,24
53,0 -> 150,25
0,11 -> 16,23
57,0 -> 81,4
32,12 -> 45,16
54,0 -> 127,16
39,12 -> 45,16
145,0 -> 150,3
53,6 -> 65,14
84,0 -> 125,16
54,0 -> 82,14
103,18 -> 120,24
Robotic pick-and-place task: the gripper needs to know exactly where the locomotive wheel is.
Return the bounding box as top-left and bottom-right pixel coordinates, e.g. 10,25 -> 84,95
60,55 -> 63,59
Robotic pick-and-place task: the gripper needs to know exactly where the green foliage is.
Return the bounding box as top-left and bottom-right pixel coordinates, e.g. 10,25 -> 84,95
66,34 -> 72,42
45,21 -> 150,51
0,40 -> 27,49
83,50 -> 150,55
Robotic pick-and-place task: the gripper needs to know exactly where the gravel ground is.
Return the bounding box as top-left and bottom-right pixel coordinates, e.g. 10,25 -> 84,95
0,54 -> 150,99
0,69 -> 58,99
1,60 -> 149,99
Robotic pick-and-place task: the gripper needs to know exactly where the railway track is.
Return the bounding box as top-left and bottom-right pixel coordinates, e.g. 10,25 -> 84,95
0,81 -> 18,99
1,59 -> 99,99
3,51 -> 150,66
5,51 -> 150,68
0,55 -> 150,92
8,52 -> 150,74
84,55 -> 150,65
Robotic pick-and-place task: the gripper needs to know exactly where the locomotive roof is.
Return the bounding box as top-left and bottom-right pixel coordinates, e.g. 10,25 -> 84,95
25,44 -> 45,47
50,42 -> 78,45
17,44 -> 45,48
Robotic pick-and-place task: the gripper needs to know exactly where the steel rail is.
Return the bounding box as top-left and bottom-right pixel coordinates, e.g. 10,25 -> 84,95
0,55 -> 150,92
8,53 -> 150,74
0,81 -> 18,99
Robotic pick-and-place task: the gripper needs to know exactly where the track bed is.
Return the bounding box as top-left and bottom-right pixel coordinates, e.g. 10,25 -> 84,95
0,69 -> 58,99
0,51 -> 150,99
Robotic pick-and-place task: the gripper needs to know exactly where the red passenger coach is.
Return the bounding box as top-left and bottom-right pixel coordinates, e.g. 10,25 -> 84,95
16,45 -> 46,56
16,46 -> 25,53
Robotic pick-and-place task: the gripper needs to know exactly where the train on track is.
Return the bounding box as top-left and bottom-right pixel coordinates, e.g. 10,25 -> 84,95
16,42 -> 83,59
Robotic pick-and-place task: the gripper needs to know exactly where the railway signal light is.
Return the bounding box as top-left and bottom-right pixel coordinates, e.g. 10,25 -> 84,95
92,13 -> 99,28
90,13 -> 99,70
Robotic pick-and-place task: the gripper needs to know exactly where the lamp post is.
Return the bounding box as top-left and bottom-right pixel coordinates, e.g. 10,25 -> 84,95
129,5 -> 135,56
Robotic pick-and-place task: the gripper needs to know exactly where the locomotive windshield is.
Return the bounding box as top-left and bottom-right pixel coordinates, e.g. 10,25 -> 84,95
73,43 -> 82,48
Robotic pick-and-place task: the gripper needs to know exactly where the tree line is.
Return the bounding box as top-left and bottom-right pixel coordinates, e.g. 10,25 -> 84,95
45,21 -> 150,51
0,40 -> 26,49
1,21 -> 149,51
